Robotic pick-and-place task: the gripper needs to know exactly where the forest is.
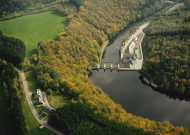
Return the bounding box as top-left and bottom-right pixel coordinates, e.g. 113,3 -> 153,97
140,1 -> 190,95
30,0 -> 190,134
0,0 -> 60,20
0,0 -> 190,134
48,102 -> 146,135
0,59 -> 28,135
0,31 -> 26,66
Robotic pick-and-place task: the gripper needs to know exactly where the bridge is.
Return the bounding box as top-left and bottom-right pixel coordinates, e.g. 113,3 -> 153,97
91,63 -> 138,72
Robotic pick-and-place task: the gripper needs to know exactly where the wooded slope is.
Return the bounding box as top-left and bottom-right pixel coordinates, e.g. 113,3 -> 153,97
141,1 -> 190,95
27,0 -> 190,134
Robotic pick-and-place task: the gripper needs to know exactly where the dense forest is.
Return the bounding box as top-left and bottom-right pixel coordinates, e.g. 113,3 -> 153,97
29,0 -> 190,134
0,59 -> 28,135
141,1 -> 190,95
0,31 -> 26,66
48,102 -> 146,135
1,0 -> 190,134
0,0 -> 60,20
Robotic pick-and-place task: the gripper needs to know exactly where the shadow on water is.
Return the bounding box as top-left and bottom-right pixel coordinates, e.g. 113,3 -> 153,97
139,76 -> 190,101
90,70 -> 190,128
154,88 -> 190,101
102,49 -> 106,59
90,4 -> 190,128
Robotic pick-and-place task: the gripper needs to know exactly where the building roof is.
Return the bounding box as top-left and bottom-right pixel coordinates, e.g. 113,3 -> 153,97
123,53 -> 137,59
123,58 -> 131,64
37,97 -> 43,104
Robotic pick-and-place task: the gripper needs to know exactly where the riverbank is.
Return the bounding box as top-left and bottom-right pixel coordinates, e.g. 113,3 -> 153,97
120,21 -> 150,59
140,2 -> 189,96
90,1 -> 190,129
99,40 -> 109,64
119,22 -> 149,70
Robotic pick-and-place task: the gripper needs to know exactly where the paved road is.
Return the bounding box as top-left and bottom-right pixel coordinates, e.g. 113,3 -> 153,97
18,70 -> 65,135
121,21 -> 150,59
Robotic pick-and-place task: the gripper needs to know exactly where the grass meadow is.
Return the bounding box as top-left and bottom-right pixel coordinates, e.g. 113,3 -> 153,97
0,11 -> 67,58
22,99 -> 56,135
0,11 -> 67,134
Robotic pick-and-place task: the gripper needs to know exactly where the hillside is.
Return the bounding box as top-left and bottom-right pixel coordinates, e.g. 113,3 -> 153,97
0,0 -> 60,20
140,1 -> 190,95
31,0 -> 190,134
1,0 -> 190,134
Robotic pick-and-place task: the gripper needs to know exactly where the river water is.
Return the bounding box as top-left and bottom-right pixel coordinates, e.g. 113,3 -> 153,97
89,22 -> 190,128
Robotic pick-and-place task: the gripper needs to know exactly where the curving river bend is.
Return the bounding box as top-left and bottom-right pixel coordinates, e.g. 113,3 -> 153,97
89,20 -> 190,128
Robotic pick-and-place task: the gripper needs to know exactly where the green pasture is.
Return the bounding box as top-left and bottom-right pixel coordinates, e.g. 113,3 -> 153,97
22,99 -> 56,135
0,11 -> 67,58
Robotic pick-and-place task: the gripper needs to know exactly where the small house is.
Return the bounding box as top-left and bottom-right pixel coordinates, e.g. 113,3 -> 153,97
123,53 -> 137,60
33,89 -> 44,105
33,89 -> 42,98
37,96 -> 44,105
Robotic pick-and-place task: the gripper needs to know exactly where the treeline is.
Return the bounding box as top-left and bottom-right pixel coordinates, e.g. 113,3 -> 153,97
48,102 -> 146,135
32,0 -> 190,134
69,0 -> 84,9
0,0 -> 60,20
141,2 -> 190,95
0,59 -> 28,135
0,31 -> 25,66
76,0 -> 166,40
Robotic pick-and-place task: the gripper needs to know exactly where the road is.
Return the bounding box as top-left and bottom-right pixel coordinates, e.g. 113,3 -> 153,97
42,92 -> 54,110
120,2 -> 184,70
18,70 -> 65,135
165,3 -> 184,14
120,21 -> 150,60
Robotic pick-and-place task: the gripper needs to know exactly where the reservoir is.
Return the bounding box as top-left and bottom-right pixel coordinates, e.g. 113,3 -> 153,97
89,22 -> 190,128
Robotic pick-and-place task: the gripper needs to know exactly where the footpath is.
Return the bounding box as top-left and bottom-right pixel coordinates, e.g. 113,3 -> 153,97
18,70 -> 65,135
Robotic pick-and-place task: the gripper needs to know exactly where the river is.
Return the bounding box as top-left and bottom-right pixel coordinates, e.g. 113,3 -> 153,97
89,12 -> 190,128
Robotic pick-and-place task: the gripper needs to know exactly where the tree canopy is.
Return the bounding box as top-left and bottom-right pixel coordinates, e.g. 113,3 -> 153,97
32,0 -> 190,134
141,1 -> 190,95
0,31 -> 26,66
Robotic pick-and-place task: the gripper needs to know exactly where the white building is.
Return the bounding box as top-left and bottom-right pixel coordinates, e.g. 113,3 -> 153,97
129,42 -> 135,54
33,89 -> 44,105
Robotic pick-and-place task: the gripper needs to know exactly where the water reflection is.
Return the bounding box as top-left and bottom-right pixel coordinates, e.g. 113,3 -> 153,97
138,76 -> 190,101
89,70 -> 190,128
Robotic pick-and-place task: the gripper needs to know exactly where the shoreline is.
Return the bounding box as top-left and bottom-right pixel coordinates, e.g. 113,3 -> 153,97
139,75 -> 190,101
119,22 -> 150,70
120,21 -> 150,60
99,40 -> 109,64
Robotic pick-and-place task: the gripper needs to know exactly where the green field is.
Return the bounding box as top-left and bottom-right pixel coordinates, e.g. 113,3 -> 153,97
0,78 -> 14,135
22,99 -> 56,135
25,71 -> 37,92
47,95 -> 68,108
0,11 -> 67,58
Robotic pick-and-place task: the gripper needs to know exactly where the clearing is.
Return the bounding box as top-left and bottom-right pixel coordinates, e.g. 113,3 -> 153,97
47,95 -> 68,109
0,11 -> 67,58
